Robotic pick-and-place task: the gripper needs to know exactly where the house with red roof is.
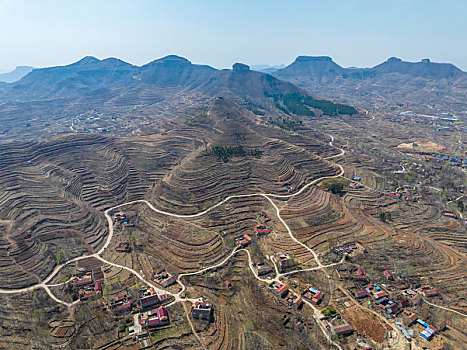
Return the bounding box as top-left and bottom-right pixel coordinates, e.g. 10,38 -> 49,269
332,324 -> 353,336
254,225 -> 271,236
235,234 -> 252,247
141,306 -> 169,328
268,281 -> 288,298
374,291 -> 388,299
423,289 -> 440,297
383,270 -> 393,280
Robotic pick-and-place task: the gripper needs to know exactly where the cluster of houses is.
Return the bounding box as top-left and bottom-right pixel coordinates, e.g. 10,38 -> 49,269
333,242 -> 366,256
286,295 -> 303,309
104,287 -> 172,316
338,266 -> 369,283
341,263 -> 447,343
140,306 -> 169,328
425,153 -> 467,168
235,224 -> 272,248
71,273 -> 103,300
398,310 -> 446,342
349,176 -> 364,189
272,252 -> 295,272
398,111 -> 457,123
302,286 -> 323,304
267,281 -> 289,298
139,288 -> 170,309
321,317 -> 353,337
110,294 -> 134,315
114,211 -> 134,227
154,270 -> 177,288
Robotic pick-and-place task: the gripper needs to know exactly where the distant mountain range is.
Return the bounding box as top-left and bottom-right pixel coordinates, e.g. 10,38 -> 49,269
1,54 -> 466,141
273,56 -> 467,112
0,55 -> 313,140
0,66 -> 34,83
0,55 -> 301,105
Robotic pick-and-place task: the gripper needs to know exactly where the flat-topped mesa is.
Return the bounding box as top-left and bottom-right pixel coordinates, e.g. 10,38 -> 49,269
232,63 -> 250,72
294,56 -> 334,63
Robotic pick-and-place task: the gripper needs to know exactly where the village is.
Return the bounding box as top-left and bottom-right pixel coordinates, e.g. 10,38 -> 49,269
47,200 -> 455,350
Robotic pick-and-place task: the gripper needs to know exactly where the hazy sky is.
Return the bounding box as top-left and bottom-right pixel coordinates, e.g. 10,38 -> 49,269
1,0 -> 466,71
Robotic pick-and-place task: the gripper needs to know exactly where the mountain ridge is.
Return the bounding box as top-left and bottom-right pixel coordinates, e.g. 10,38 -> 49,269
0,66 -> 34,83
273,55 -> 467,112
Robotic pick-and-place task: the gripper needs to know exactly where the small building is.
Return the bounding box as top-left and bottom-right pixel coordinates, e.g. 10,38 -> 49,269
356,268 -> 364,275
375,296 -> 389,305
400,299 -> 409,307
268,281 -> 289,298
332,324 -> 353,336
383,270 -> 393,280
94,282 -> 102,293
73,275 -> 93,288
423,289 -> 440,297
355,290 -> 368,298
114,212 -> 127,221
192,302 -> 213,320
158,293 -> 170,304
286,295 -> 303,309
79,289 -> 96,300
374,291 -> 388,299
154,271 -> 177,288
411,294 -> 422,305
273,253 -> 294,271
225,280 -> 232,289
235,234 -> 252,247
253,262 -> 273,276
402,310 -> 418,326
140,294 -> 160,309
302,286 -> 322,304
355,242 -> 366,253
312,291 -> 323,304
421,326 -> 436,341
352,274 -> 369,283
115,242 -> 131,253
113,300 -> 133,315
349,182 -> 363,189
353,176 -> 361,181
434,320 -> 447,331
385,303 -> 399,315
254,225 -> 271,236
293,297 -> 303,309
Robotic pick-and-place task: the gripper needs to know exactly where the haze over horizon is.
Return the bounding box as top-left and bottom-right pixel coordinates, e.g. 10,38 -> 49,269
1,0 -> 466,71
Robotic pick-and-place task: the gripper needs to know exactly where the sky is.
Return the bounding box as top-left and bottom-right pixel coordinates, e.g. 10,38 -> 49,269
0,0 -> 466,72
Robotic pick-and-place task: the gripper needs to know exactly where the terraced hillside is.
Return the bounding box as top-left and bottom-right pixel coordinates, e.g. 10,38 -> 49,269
0,98 -> 340,290
151,99 -> 340,213
0,134 -> 193,289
